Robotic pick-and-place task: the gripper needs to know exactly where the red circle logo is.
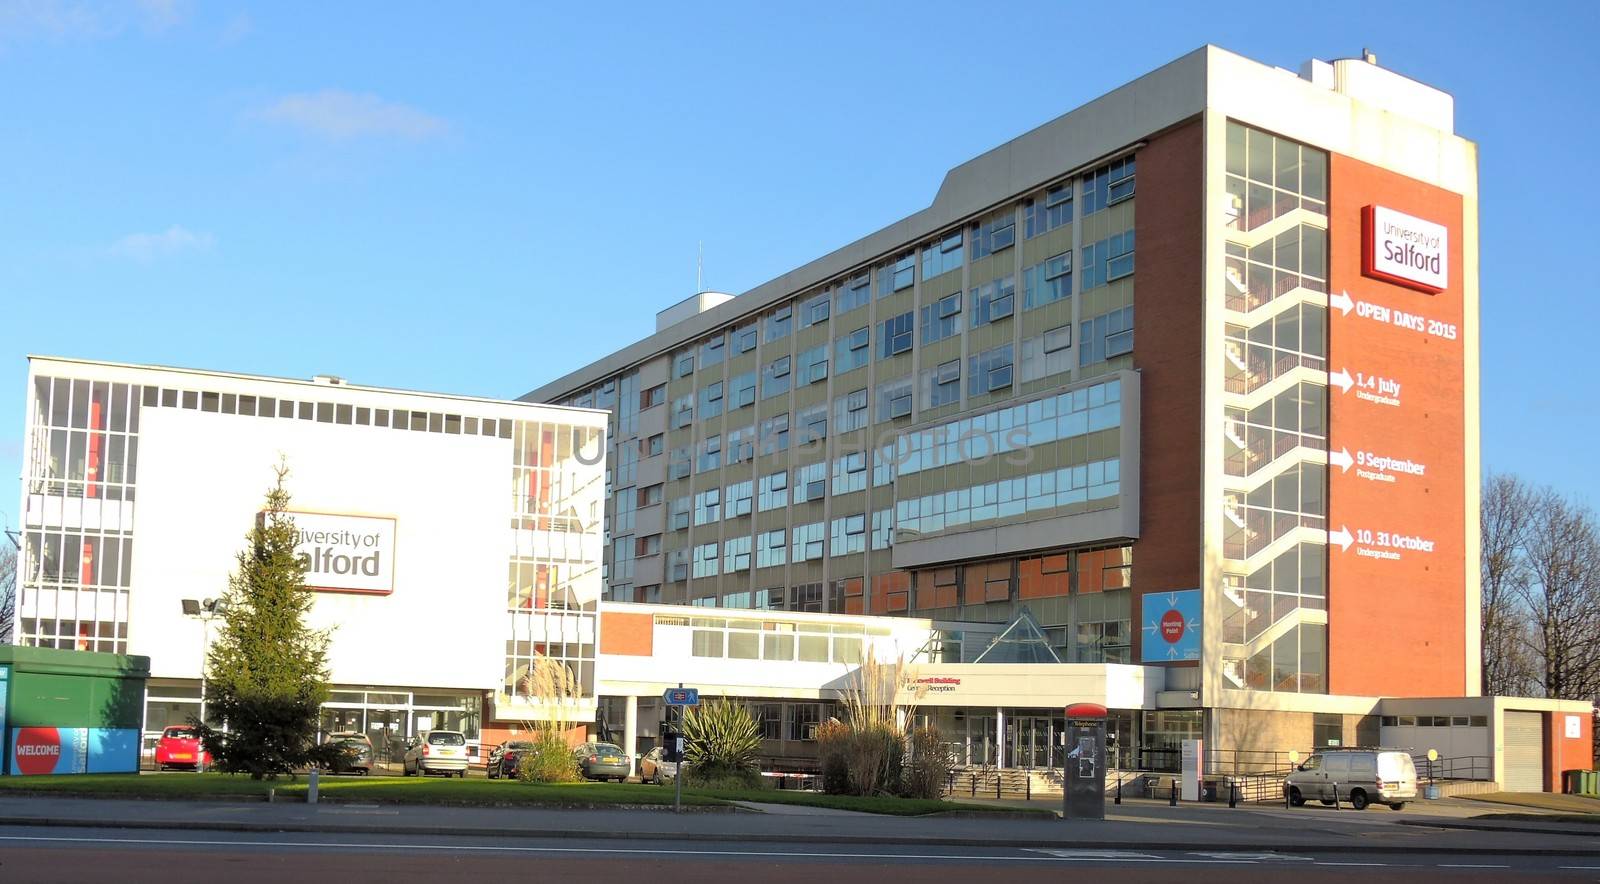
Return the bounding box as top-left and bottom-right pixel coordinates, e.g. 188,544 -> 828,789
14,728 -> 62,776
1160,610 -> 1186,644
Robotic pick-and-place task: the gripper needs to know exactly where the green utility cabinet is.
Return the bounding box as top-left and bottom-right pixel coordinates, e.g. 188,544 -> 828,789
0,646 -> 150,776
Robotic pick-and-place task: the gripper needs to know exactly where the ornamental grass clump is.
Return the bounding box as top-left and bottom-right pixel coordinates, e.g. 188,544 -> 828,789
514,655 -> 582,784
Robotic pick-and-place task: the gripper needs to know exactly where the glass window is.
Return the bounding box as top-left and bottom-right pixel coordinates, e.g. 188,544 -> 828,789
919,293 -> 961,344
1023,251 -> 1072,309
764,305 -> 793,342
876,377 -> 913,421
799,292 -> 831,328
879,253 -> 914,296
758,472 -> 788,512
729,371 -> 756,409
761,356 -> 791,399
969,275 -> 1015,327
759,412 -> 789,455
732,323 -> 758,354
835,326 -> 871,374
835,273 -> 871,314
970,211 -> 1016,259
968,344 -> 1014,395
878,312 -> 913,359
921,230 -> 964,280
1025,182 -> 1073,238
699,334 -> 726,369
798,345 -> 828,386
698,382 -> 724,419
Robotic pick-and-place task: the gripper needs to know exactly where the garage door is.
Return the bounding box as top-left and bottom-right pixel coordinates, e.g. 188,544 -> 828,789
1503,712 -> 1545,792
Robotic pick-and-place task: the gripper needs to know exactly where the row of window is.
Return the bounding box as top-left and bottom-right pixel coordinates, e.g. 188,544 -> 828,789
659,158 -> 1137,386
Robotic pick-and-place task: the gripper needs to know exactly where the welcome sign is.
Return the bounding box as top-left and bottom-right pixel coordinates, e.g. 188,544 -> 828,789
286,511 -> 397,595
1362,205 -> 1448,293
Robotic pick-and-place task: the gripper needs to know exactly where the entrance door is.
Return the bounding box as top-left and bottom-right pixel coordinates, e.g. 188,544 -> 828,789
1011,717 -> 1055,769
367,708 -> 409,763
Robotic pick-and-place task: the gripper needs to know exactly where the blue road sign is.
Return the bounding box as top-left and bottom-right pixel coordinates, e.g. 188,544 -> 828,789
663,687 -> 700,706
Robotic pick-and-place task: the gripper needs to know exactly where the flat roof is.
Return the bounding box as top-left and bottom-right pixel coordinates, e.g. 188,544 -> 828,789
519,44 -> 1217,403
29,354 -> 607,419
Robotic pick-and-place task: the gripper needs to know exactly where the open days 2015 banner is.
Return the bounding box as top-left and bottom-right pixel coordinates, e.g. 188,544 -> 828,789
1327,155 -> 1468,697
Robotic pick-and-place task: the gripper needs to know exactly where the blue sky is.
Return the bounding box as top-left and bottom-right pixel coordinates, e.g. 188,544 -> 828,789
2,1 -> 1597,534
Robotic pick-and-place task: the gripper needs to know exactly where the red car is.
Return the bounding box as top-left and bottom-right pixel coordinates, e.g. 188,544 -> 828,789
154,726 -> 211,771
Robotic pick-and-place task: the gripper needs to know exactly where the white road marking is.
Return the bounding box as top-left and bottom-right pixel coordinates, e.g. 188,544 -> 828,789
1028,850 -> 1158,859
0,834 -> 1239,863
1315,862 -> 1389,866
1437,864 -> 1509,869
1192,852 -> 1315,862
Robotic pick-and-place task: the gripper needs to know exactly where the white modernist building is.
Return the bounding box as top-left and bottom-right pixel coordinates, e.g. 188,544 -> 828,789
14,356 -> 606,759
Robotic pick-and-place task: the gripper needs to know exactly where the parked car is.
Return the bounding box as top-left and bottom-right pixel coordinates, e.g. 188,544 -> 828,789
638,746 -> 679,785
326,732 -> 374,774
403,730 -> 470,777
153,725 -> 211,771
1284,749 -> 1418,810
574,741 -> 630,782
486,740 -> 536,780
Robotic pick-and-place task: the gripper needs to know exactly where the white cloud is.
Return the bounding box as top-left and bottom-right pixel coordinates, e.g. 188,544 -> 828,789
134,0 -> 184,32
217,10 -> 249,44
250,90 -> 448,142
109,225 -> 215,262
0,0 -> 105,40
0,0 -> 187,41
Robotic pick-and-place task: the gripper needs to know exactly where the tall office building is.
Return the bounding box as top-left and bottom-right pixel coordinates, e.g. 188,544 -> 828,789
522,44 -> 1504,756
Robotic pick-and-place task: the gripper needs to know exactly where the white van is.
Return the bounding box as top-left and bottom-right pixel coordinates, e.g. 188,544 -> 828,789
1284,749 -> 1418,810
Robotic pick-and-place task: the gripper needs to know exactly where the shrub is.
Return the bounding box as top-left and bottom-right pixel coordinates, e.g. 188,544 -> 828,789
901,726 -> 953,799
815,719 -> 852,795
683,767 -> 768,791
681,699 -> 762,780
844,722 -> 903,797
517,731 -> 581,784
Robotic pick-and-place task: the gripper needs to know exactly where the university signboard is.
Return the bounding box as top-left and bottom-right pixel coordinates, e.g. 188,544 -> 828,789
284,511 -> 398,595
1362,205 -> 1448,293
8,727 -> 140,775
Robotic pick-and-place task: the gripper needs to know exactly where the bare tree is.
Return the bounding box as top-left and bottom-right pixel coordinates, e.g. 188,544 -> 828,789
0,543 -> 15,644
1519,490 -> 1600,702
1480,473 -> 1536,695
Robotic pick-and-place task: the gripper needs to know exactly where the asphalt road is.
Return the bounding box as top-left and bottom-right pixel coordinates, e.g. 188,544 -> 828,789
1,826 -> 1596,883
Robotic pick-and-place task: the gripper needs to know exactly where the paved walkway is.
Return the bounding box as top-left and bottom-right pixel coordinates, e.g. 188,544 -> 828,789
0,793 -> 1597,855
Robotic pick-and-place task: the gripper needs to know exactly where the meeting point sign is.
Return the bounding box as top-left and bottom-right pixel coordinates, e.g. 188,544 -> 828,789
279,511 -> 397,595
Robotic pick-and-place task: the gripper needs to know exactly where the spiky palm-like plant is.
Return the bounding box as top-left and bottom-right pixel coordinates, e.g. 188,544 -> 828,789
681,698 -> 762,779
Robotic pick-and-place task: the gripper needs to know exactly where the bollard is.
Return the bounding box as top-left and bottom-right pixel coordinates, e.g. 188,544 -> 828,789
995,774 -> 1001,800
970,775 -> 976,798
1331,782 -> 1339,810
307,768 -> 320,805
1228,780 -> 1237,808
1026,773 -> 1031,801
1169,780 -> 1177,807
1284,781 -> 1291,809
266,788 -> 275,804
1115,775 -> 1122,805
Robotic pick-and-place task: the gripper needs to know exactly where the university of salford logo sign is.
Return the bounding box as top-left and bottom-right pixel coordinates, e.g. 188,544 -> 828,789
1362,205 -> 1448,294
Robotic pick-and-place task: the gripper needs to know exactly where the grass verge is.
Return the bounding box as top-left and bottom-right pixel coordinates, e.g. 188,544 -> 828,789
688,786 -> 1048,816
0,773 -> 1033,815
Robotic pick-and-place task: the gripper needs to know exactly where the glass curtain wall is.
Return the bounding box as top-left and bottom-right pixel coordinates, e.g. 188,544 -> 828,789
1217,121 -> 1330,694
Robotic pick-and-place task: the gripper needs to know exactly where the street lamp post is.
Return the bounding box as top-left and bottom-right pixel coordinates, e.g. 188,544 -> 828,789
181,598 -> 226,771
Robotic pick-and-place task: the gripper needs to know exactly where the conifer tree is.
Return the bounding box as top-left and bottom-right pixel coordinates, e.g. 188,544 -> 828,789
195,463 -> 340,778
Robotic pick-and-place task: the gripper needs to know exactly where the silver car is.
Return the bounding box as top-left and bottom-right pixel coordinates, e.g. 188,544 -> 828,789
1285,749 -> 1418,810
403,730 -> 470,778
